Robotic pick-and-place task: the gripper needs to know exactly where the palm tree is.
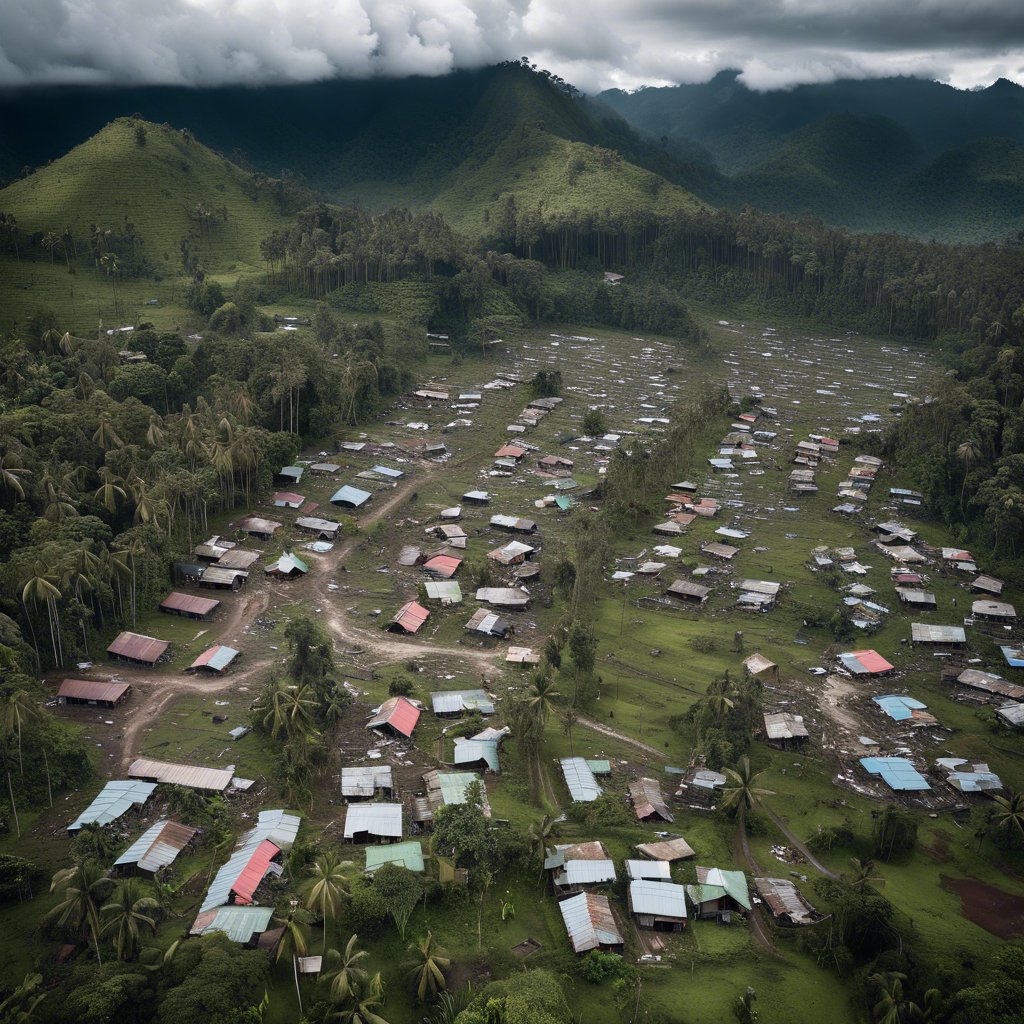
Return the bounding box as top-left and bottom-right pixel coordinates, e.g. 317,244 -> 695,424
0,453 -> 30,502
305,853 -> 353,953
957,439 -> 982,510
92,414 -> 124,451
21,561 -> 64,667
256,679 -> 318,743
274,904 -> 312,1015
94,468 -> 127,513
869,971 -> 917,1024
403,931 -> 450,1004
335,974 -> 390,1024
990,789 -> 1024,843
49,862 -> 112,964
0,972 -> 47,1023
846,857 -> 886,904
720,756 -> 774,839
525,673 -> 561,727
0,689 -> 37,777
527,814 -> 557,878
322,934 -> 370,1003
101,879 -> 159,960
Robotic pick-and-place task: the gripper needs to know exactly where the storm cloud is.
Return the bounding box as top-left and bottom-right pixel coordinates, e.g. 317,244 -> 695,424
1,0 -> 1022,92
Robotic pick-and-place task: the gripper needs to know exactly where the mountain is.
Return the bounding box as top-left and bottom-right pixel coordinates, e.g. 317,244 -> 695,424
0,66 -> 705,237
0,118 -> 303,275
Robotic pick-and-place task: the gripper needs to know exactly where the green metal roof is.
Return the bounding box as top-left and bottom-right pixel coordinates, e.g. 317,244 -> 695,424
585,759 -> 611,775
365,841 -> 425,873
194,905 -> 275,943
436,772 -> 480,805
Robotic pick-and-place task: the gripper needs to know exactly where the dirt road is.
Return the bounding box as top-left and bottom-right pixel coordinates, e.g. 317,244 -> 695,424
575,714 -> 663,758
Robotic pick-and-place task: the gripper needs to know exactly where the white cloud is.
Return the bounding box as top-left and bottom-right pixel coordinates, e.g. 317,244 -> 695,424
0,0 -> 1022,90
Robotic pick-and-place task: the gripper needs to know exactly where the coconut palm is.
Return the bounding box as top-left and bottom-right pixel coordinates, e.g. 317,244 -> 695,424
49,862 -> 112,964
40,465 -> 79,523
403,931 -> 450,1004
868,971 -> 917,1024
527,814 -> 557,876
94,467 -> 127,513
257,680 -> 319,743
335,974 -> 390,1024
274,905 -> 312,1015
145,414 -> 166,448
0,453 -> 30,502
525,673 -> 561,727
990,789 -> 1024,843
21,561 -> 63,667
957,439 -> 982,510
720,756 -> 774,838
305,853 -> 353,953
101,879 -> 159,960
846,857 -> 886,904
0,689 -> 38,777
322,934 -> 370,1003
92,414 -> 124,451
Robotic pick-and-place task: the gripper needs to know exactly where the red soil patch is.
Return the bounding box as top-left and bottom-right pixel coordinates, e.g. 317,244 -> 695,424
942,876 -> 1024,939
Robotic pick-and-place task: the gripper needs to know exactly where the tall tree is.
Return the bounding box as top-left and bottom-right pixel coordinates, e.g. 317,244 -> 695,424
304,853 -> 352,954
101,878 -> 159,960
49,862 -> 112,964
403,931 -> 450,1004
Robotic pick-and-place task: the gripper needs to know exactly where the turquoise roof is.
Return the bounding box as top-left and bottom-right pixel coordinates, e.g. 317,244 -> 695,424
365,841 -> 424,873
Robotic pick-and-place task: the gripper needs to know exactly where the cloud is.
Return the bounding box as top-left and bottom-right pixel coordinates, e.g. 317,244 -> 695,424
0,0 -> 1022,91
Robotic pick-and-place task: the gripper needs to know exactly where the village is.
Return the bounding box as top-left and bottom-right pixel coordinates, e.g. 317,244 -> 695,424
27,319 -> 1024,1023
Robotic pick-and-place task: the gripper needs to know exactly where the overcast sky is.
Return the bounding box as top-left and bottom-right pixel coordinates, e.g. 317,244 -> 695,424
1,0 -> 1022,92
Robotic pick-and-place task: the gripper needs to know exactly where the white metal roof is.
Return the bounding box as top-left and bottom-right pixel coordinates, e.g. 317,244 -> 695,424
626,859 -> 671,880
344,803 -> 403,838
629,880 -> 687,918
560,758 -> 602,802
341,765 -> 393,797
128,757 -> 234,792
69,780 -> 156,830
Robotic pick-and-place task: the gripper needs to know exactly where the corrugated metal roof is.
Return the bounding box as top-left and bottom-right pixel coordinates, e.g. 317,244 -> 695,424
740,580 -> 781,596
1002,646 -> 1024,668
217,549 -> 260,569
453,738 -> 500,772
690,867 -> 751,909
189,645 -> 240,672
160,592 -> 220,616
630,880 -> 687,918
997,702 -> 1024,727
366,696 -> 421,736
972,575 -> 1004,594
192,905 -> 275,943
341,765 -> 393,797
266,552 -> 309,576
560,758 -> 602,802
390,602 -> 430,635
107,632 -> 169,664
667,580 -> 710,601
330,485 -> 372,508
296,517 -> 340,535
629,778 -> 674,822
626,859 -> 671,879
371,465 -> 404,478
277,466 -> 304,481
557,859 -> 616,885
423,554 -> 461,578
365,841 -> 424,873
559,893 -> 623,953
475,587 -> 530,607
310,462 -> 341,473
273,491 -> 305,508
430,771 -> 483,807
424,581 -> 462,604
115,819 -> 198,871
874,695 -> 928,722
860,757 -> 930,791
838,649 -> 894,674
912,623 -> 966,644
973,600 -> 1017,618
236,516 -> 283,535
754,878 -> 819,924
490,514 -> 536,532
764,712 -> 809,740
585,759 -> 611,775
487,541 -> 534,564
344,803 -> 403,838
58,678 -> 131,703
69,780 -> 156,830
200,566 -> 248,586
743,654 -> 777,676
128,757 -> 234,791
956,669 -> 1024,700
431,689 -> 495,715
464,608 -> 511,636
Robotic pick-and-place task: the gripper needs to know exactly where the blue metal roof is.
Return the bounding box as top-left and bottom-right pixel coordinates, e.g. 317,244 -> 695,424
873,695 -> 928,722
330,485 -> 372,508
453,738 -> 500,772
194,905 -> 275,943
860,757 -> 930,791
69,780 -> 156,830
371,465 -> 404,478
1001,645 -> 1024,668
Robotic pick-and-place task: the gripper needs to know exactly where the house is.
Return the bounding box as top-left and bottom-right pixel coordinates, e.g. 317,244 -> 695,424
344,803 -> 403,844
274,466 -> 304,485
737,580 -> 781,611
69,780 -> 157,831
753,878 -> 822,926
159,591 -> 220,620
265,552 -> 309,579
653,521 -> 684,537
545,842 -> 616,893
628,778 -> 674,823
763,712 -> 809,748
743,653 -> 778,682
424,581 -> 463,605
873,695 -> 939,728
310,462 -> 341,474
603,271 -> 624,284
859,756 -> 930,792
195,536 -> 234,560
57,678 -> 131,708
365,841 -> 424,874
1002,645 -> 1024,669
366,697 -> 421,738
895,588 -> 937,610
114,820 -> 198,876
370,465 -> 404,480
506,646 -> 541,665
431,690 -> 495,716
487,541 -> 535,566
198,566 -> 248,591
341,765 -> 393,800
874,522 -> 918,544
330,485 -> 372,509
107,632 -> 169,667
942,547 -> 977,571
837,649 -> 894,676
559,892 -> 624,954
490,515 -> 537,534
560,758 -> 602,802
971,575 -> 1004,596
475,587 -> 530,609
700,542 -> 739,561
217,549 -> 261,570
128,757 -> 234,791
272,491 -> 305,510
296,517 -> 341,539
996,703 -> 1024,728
626,859 -> 672,880
972,600 -> 1017,623
674,759 -> 726,807
419,770 -> 491,821
191,906 -> 277,947
635,837 -> 696,862
463,490 -> 491,506
411,388 -> 449,402
936,757 -> 1003,795
494,444 -> 527,461
188,645 -> 240,673
464,608 -> 513,638
667,579 -> 711,605
955,669 -> 1024,701
431,524 -> 467,546
538,454 -> 574,473
629,881 -> 687,931
422,554 -> 462,579
686,867 -> 751,920
235,516 -> 283,540
453,738 -> 501,773
911,623 -> 966,647
173,561 -> 207,585
388,601 -> 430,635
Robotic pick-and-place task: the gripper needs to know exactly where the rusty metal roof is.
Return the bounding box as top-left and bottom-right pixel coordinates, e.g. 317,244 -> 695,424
629,778 -> 674,822
58,678 -> 131,703
107,632 -> 169,664
128,757 -> 234,791
160,592 -> 220,616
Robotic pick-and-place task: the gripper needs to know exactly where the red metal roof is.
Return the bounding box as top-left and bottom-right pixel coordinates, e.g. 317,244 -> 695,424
58,678 -> 131,703
373,696 -> 421,737
423,555 -> 461,578
160,592 -> 220,616
494,444 -> 527,459
273,492 -> 305,506
107,632 -> 170,664
851,649 -> 894,674
393,601 -> 430,634
232,840 -> 281,905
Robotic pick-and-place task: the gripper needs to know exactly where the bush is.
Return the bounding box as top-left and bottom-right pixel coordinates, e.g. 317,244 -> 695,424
582,409 -> 607,436
388,676 -> 414,697
580,950 -> 632,984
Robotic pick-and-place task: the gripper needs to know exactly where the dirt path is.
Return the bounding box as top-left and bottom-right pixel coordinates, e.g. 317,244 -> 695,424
761,804 -> 840,881
575,714 -> 662,758
731,826 -> 780,956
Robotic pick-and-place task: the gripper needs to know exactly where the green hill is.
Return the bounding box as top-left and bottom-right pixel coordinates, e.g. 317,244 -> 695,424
0,117 -> 299,276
